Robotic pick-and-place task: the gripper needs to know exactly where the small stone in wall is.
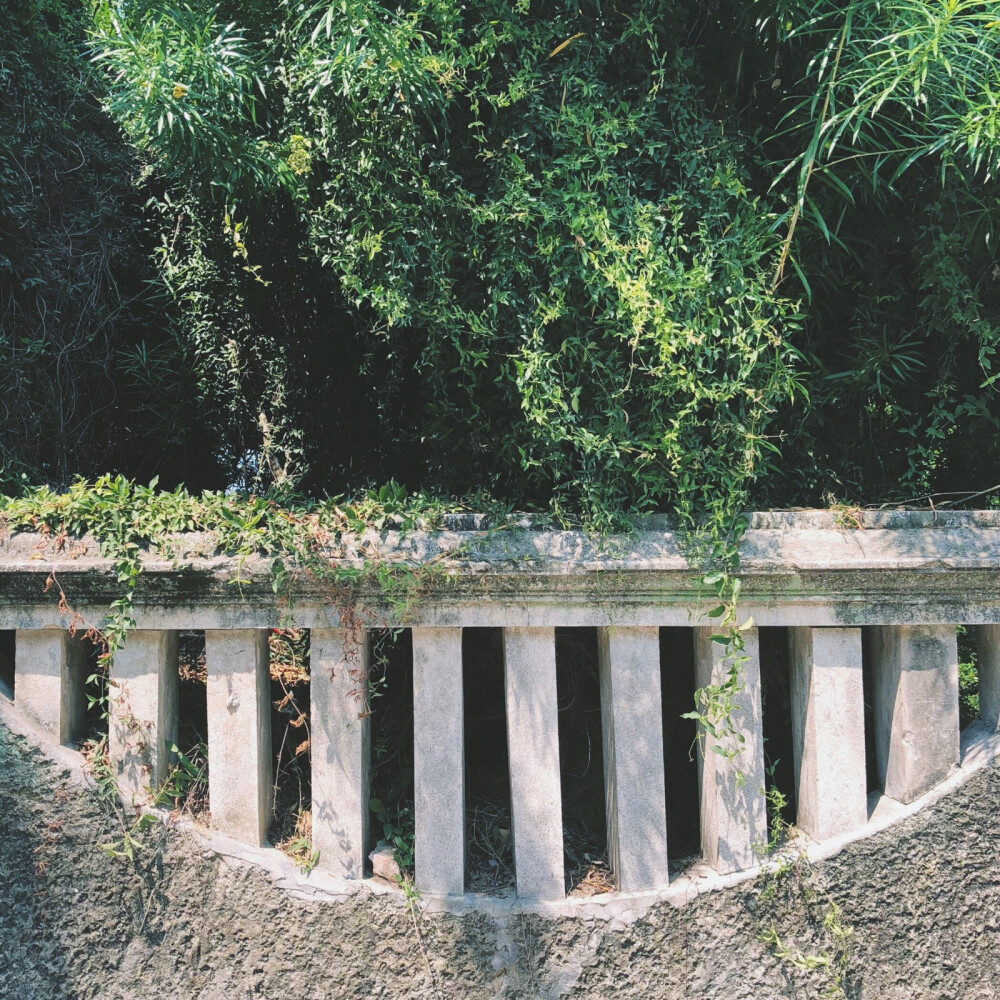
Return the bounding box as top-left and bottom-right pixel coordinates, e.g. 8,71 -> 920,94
369,841 -> 401,882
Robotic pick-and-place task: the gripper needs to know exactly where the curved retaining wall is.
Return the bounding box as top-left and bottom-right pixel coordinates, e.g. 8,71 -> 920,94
1,510 -> 999,909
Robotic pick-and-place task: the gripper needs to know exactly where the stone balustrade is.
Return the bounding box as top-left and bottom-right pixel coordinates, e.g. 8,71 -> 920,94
1,510 -> 999,902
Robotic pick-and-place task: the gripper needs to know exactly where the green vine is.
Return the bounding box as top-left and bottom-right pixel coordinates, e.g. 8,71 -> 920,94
757,853 -> 855,998
0,475 -> 483,693
679,521 -> 755,764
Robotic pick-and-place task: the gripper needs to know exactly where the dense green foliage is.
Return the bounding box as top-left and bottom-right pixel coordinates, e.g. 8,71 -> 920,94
751,1 -> 1000,504
1,1 -> 146,482
4,0 -> 1000,527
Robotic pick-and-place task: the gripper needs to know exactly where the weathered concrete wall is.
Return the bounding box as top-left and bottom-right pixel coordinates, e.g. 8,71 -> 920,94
5,511 -> 1000,630
3,715 -> 999,1000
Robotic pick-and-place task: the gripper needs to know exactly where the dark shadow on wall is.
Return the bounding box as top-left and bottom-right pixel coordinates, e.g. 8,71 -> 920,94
555,627 -> 609,894
660,627 -> 700,865
760,627 -> 797,829
367,628 -> 414,872
0,630 -> 14,701
269,628 -> 311,849
861,629 -> 880,795
463,627 -> 515,894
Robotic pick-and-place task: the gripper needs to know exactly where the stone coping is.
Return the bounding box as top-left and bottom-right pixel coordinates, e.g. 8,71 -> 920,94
1,508 -> 999,571
1,510 -> 999,628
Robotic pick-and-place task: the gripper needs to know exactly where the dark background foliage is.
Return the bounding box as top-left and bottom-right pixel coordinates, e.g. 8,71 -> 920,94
4,0 -> 1000,520
0,0 -> 207,487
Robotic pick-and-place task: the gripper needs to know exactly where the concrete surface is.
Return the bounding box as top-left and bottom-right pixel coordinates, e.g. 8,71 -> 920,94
205,629 -> 272,846
412,627 -> 466,896
504,627 -> 565,901
694,628 -> 767,874
788,627 -> 868,841
310,627 -> 371,880
870,625 -> 960,804
109,629 -> 179,804
597,625 -> 669,892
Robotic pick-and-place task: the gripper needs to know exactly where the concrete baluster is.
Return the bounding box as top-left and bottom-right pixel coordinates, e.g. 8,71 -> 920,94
869,625 -> 959,804
412,627 -> 465,896
975,625 -> 1000,732
788,627 -> 868,841
311,628 -> 371,879
504,626 -> 565,901
597,626 -> 669,892
205,629 -> 273,846
109,630 -> 179,805
15,629 -> 89,744
693,627 -> 766,874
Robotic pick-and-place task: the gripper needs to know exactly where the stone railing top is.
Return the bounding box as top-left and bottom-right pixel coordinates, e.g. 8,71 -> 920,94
1,509 -> 999,628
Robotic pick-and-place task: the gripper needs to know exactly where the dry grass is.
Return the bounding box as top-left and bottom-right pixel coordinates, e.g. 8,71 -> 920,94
465,796 -> 515,893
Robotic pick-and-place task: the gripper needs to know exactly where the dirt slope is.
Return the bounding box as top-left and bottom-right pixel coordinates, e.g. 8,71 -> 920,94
2,720 -> 999,1000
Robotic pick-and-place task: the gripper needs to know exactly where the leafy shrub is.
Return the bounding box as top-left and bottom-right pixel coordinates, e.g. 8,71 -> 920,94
91,0 -> 803,533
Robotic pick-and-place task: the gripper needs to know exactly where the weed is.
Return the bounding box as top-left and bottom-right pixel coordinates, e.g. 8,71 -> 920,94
827,496 -> 864,531
156,742 -> 208,815
681,528 -> 756,768
282,835 -> 319,874
396,873 -> 446,1000
277,810 -> 319,874
83,736 -> 159,862
764,760 -> 792,850
755,850 -> 854,998
370,795 -> 415,872
957,625 -> 980,727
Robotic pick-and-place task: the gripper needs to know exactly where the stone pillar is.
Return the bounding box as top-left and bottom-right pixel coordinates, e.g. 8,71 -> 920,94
869,625 -> 959,804
205,629 -> 272,846
15,629 -> 89,744
975,625 -> 1000,732
109,630 -> 179,805
788,627 -> 868,841
311,628 -> 371,880
504,627 -> 565,901
412,627 -> 465,896
693,628 -> 766,874
597,626 -> 669,892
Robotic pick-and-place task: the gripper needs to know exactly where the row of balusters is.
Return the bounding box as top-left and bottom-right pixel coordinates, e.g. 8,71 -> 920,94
3,623 -> 997,900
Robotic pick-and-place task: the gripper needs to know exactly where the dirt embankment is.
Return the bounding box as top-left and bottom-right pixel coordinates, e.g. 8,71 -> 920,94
2,719 -> 999,1000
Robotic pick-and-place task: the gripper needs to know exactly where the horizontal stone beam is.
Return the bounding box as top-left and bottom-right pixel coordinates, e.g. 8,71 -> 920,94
0,513 -> 997,632
5,596 -> 1000,632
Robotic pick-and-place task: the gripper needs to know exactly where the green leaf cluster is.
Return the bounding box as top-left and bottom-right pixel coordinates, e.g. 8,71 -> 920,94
89,0 -> 803,537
